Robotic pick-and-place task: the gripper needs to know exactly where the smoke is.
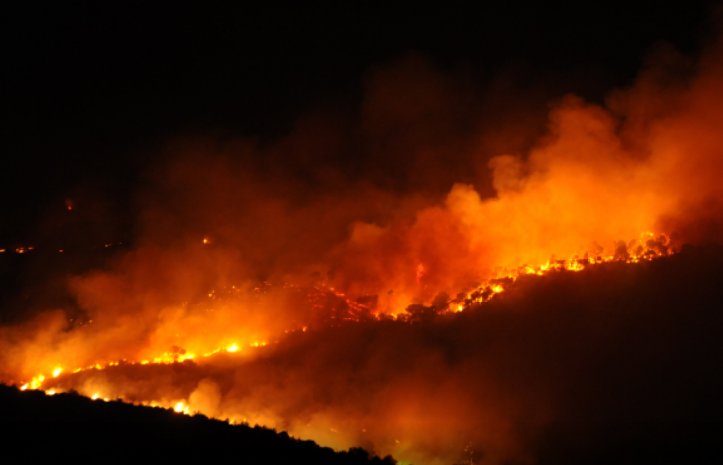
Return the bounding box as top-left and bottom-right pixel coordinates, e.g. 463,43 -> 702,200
3,28 -> 723,465
45,248 -> 723,464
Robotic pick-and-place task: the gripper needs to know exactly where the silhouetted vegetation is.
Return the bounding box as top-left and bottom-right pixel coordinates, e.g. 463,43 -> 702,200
0,385 -> 396,465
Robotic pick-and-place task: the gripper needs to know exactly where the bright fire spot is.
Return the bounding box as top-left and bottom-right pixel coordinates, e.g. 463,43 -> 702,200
65,198 -> 74,211
202,236 -> 211,245
27,374 -> 45,390
52,367 -> 63,378
46,389 -> 57,396
226,343 -> 239,353
173,401 -> 190,415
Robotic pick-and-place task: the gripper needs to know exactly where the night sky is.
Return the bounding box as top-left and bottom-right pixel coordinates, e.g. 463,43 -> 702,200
2,2 -> 715,243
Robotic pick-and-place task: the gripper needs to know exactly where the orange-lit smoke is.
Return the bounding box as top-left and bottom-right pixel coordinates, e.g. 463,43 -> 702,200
3,33 -> 723,465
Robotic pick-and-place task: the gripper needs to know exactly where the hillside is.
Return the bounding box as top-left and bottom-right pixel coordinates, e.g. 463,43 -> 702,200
0,384 -> 396,464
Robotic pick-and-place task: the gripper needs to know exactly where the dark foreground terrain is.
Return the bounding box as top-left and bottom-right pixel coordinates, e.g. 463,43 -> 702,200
0,385 -> 396,465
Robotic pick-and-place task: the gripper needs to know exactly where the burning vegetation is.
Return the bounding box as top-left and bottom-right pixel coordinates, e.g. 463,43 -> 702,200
2,25 -> 723,465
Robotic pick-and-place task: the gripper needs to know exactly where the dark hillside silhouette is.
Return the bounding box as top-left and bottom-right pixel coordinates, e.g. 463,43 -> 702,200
0,385 -> 396,465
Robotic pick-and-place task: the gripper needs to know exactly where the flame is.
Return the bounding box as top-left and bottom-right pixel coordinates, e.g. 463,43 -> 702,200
10,230 -> 672,396
173,401 -> 190,415
3,33 -> 723,465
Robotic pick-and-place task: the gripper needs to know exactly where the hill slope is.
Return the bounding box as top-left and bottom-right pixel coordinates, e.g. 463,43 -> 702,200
0,385 -> 396,464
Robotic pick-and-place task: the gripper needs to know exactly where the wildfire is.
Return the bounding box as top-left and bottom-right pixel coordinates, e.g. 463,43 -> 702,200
19,374 -> 45,391
448,231 -> 672,310
173,401 -> 190,414
11,230 -> 673,397
4,29 -> 723,464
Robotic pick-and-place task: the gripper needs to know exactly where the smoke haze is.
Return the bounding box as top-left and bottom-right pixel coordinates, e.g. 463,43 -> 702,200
3,24 -> 723,465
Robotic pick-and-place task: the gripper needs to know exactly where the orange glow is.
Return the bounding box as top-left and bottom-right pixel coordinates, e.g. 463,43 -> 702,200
8,234 -> 672,397
173,401 -> 190,415
3,36 -> 723,465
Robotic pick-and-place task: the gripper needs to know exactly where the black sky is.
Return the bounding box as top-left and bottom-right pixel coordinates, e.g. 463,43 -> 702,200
1,2 -> 716,242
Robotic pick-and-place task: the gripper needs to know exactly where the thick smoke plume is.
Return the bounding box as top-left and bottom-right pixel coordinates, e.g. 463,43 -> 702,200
3,32 -> 723,465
